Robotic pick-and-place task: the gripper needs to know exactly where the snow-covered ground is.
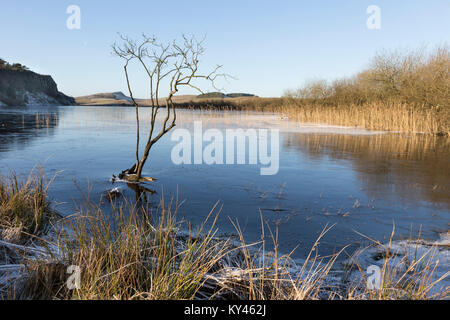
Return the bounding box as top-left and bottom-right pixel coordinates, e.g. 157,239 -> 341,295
112,91 -> 133,103
176,111 -> 388,135
340,231 -> 450,297
23,91 -> 60,106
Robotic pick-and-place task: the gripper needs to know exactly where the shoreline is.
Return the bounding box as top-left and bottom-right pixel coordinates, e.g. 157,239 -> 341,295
71,100 -> 450,137
1,179 -> 448,300
2,99 -> 448,136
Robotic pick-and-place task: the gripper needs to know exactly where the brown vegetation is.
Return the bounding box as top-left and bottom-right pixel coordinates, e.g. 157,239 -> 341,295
152,46 -> 450,135
0,170 -> 55,244
0,172 -> 448,300
282,45 -> 449,135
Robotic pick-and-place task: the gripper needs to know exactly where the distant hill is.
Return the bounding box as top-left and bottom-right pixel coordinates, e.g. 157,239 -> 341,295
75,92 -> 258,106
0,59 -> 74,106
78,92 -> 132,102
75,92 -> 199,106
75,92 -> 134,106
197,92 -> 256,99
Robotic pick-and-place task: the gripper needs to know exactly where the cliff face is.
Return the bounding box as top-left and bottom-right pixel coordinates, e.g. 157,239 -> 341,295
0,69 -> 75,106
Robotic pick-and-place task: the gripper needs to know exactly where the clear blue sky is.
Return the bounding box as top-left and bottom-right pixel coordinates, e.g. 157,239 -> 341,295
1,0 -> 449,98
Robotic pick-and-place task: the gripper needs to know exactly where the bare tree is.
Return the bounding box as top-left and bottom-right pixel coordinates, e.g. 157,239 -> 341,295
112,34 -> 224,182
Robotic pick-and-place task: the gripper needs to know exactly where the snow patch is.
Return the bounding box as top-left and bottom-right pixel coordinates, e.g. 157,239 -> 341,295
112,92 -> 133,103
342,234 -> 450,296
24,91 -> 60,106
179,112 -> 387,136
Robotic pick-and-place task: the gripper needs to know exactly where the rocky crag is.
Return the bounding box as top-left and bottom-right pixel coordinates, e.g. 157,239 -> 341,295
0,62 -> 74,106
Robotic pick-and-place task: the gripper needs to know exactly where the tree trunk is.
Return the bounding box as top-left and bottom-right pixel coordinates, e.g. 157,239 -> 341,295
135,138 -> 155,179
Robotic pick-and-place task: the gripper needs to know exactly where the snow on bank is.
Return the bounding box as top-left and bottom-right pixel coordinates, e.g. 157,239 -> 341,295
23,91 -> 61,106
177,111 -> 388,136
288,123 -> 387,135
341,232 -> 450,296
112,92 -> 133,103
0,231 -> 62,297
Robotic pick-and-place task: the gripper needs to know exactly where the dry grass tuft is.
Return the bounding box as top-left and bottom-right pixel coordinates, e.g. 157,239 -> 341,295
18,200 -> 232,300
0,169 -> 55,244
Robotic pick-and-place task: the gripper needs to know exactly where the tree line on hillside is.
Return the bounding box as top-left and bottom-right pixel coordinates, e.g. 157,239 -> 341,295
0,58 -> 29,71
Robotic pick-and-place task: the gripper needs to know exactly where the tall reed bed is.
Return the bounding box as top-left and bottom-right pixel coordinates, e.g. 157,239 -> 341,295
171,97 -> 448,135
280,100 -> 449,135
281,45 -> 449,135
174,45 -> 449,135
